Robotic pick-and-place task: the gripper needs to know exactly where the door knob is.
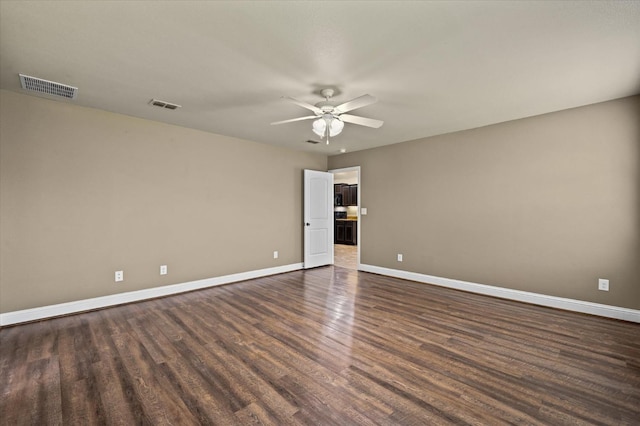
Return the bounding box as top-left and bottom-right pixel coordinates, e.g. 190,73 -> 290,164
305,222 -> 310,226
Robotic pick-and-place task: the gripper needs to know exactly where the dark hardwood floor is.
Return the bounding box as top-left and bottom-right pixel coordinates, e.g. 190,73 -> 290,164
1,266 -> 639,425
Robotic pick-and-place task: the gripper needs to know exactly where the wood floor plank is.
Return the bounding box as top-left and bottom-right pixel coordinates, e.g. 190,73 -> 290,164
205,340 -> 300,421
234,401 -> 283,426
90,312 -> 151,425
111,329 -> 202,425
1,266 -> 639,425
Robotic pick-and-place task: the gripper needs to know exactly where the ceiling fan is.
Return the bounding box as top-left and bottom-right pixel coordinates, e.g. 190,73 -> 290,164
271,88 -> 383,144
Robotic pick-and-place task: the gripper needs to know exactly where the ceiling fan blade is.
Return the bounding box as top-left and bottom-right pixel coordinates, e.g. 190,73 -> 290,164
271,115 -> 318,125
283,96 -> 322,114
339,114 -> 384,128
334,94 -> 377,114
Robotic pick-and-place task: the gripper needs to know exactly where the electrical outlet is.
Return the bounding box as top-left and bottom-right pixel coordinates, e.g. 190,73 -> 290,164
273,251 -> 279,259
115,270 -> 124,282
160,265 -> 167,275
598,279 -> 609,291
397,253 -> 403,262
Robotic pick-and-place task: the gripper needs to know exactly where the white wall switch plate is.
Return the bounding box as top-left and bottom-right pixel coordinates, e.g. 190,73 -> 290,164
397,254 -> 403,262
115,270 -> 124,282
361,207 -> 367,215
598,278 -> 609,291
160,265 -> 167,275
273,251 -> 278,259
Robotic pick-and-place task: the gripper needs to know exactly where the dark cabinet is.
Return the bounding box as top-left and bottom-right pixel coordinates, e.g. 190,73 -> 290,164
334,183 -> 358,206
335,220 -> 357,245
345,221 -> 355,243
341,185 -> 351,205
349,185 -> 357,205
335,221 -> 346,243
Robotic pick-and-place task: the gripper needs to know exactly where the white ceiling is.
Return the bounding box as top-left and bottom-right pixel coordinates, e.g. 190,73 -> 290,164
1,1 -> 639,156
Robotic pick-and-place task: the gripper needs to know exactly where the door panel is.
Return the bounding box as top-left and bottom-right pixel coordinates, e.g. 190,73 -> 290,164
310,229 -> 328,254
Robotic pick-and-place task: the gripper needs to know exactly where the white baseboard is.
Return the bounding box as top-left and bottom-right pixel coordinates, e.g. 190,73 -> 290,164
0,263 -> 304,326
4,262 -> 637,326
359,264 -> 640,323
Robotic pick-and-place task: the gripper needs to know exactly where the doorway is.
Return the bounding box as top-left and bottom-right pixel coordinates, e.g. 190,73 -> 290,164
329,166 -> 360,270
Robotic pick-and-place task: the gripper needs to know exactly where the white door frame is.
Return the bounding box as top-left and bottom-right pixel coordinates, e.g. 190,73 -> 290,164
328,166 -> 361,269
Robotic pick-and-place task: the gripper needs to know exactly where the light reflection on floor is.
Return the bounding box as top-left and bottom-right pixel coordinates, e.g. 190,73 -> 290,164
321,265 -> 359,356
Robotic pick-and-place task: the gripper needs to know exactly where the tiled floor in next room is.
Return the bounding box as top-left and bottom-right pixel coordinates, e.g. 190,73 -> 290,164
334,244 -> 357,270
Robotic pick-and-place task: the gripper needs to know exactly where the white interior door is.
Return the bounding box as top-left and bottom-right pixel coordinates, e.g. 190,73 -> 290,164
304,169 -> 334,268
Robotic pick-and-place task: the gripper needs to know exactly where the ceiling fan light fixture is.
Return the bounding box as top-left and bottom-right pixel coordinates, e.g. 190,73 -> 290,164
312,116 -> 344,138
312,118 -> 326,137
330,118 -> 344,136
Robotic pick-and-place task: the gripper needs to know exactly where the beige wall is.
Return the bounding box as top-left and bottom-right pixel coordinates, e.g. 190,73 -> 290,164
0,90 -> 327,312
2,90 -> 638,314
330,95 -> 640,310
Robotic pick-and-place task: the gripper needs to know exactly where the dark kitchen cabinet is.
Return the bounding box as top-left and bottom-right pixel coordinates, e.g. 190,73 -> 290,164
334,183 -> 358,206
345,221 -> 356,244
349,185 -> 357,205
335,220 -> 357,245
341,185 -> 351,205
335,221 -> 346,243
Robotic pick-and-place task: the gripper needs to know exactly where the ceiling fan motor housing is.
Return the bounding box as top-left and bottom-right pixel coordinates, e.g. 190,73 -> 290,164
316,88 -> 337,113
315,100 -> 335,113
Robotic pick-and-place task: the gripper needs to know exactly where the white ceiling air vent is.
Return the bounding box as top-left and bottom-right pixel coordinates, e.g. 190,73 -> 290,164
19,74 -> 78,99
149,99 -> 181,110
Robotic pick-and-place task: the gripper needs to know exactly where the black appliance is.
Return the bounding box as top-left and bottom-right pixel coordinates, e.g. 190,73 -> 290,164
335,211 -> 347,219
